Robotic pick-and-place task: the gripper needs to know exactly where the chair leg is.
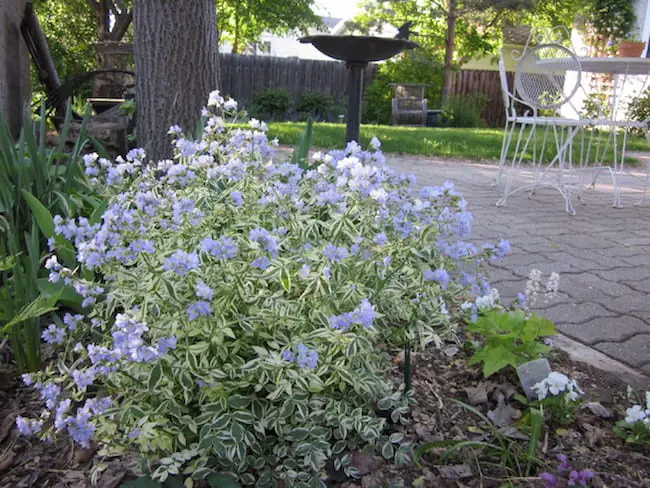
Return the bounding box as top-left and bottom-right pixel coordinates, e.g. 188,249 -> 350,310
496,120 -> 514,186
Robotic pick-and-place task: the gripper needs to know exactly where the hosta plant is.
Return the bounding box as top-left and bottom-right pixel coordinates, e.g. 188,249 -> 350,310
16,92 -> 504,486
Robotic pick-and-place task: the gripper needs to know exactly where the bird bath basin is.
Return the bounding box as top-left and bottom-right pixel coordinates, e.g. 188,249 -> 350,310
299,35 -> 418,143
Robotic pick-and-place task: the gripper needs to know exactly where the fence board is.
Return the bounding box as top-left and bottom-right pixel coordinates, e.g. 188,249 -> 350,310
219,53 -> 377,107
449,69 -> 509,128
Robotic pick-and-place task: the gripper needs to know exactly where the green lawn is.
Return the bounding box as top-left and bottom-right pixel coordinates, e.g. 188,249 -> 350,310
266,122 -> 649,165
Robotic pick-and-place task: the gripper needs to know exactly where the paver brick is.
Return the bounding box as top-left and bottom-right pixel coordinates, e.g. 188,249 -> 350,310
593,334 -> 650,367
557,316 -> 650,345
542,302 -> 619,324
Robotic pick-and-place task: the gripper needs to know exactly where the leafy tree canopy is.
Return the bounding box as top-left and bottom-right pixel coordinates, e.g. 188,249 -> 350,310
217,0 -> 322,53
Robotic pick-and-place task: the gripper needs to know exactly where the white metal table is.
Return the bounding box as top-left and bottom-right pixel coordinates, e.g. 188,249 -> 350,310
537,57 -> 650,207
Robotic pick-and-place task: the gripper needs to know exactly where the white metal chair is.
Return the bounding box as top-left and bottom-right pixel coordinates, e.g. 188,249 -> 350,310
496,41 -> 592,215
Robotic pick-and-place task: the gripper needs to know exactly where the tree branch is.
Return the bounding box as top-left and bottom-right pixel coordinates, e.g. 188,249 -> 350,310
86,0 -> 100,11
110,11 -> 133,41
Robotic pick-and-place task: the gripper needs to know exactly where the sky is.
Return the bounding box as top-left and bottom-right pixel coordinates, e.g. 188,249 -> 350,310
314,0 -> 361,19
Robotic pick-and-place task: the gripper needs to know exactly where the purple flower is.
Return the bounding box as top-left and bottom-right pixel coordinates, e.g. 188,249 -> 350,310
130,239 -> 155,254
423,268 -> 450,290
323,244 -> 348,263
249,227 -> 278,256
84,397 -> 112,415
16,417 -> 43,436
195,281 -> 213,300
252,256 -> 271,270
63,313 -> 84,331
374,232 -> 388,246
322,266 -> 331,281
128,428 -> 141,439
296,344 -> 318,369
298,264 -> 310,279
353,299 -> 376,328
162,250 -> 199,276
156,336 -> 177,354
200,236 -> 238,260
42,324 -> 66,345
186,301 -> 212,320
539,472 -> 559,488
230,191 -> 244,208
38,382 -> 61,409
568,469 -> 593,486
65,407 -> 95,448
54,399 -> 71,431
517,292 -> 527,309
72,368 -> 96,389
493,239 -> 511,261
21,374 -> 33,386
281,349 -> 295,362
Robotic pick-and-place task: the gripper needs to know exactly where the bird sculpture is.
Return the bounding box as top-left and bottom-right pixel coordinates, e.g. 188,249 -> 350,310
394,21 -> 415,40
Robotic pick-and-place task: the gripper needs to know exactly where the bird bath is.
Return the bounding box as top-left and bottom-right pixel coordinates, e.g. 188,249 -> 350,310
299,35 -> 418,143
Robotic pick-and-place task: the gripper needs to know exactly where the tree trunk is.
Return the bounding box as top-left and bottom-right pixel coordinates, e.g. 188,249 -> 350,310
441,0 -> 457,105
134,0 -> 220,161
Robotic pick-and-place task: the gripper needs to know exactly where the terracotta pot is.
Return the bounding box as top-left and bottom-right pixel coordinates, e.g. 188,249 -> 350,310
617,40 -> 645,57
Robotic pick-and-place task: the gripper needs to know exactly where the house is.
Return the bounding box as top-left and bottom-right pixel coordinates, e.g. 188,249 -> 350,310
0,0 -> 31,137
219,16 -> 351,60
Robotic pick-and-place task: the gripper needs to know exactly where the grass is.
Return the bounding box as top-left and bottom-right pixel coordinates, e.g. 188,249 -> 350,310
265,122 -> 649,165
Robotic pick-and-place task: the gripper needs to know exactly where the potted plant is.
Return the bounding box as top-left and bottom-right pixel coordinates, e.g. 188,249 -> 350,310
618,32 -> 646,57
586,0 -> 638,56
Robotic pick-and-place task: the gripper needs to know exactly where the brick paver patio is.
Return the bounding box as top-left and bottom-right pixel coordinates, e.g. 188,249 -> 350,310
386,156 -> 650,375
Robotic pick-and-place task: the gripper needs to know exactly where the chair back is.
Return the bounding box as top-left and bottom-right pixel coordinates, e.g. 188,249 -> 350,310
514,43 -> 581,112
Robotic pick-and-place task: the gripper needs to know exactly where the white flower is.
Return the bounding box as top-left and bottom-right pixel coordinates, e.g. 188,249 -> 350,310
369,136 -> 381,150
45,256 -> 59,270
545,272 -> 560,301
475,294 -> 496,311
249,118 -> 261,129
546,372 -> 570,395
201,107 -> 210,117
533,380 -> 549,400
460,301 -> 474,311
625,405 -> 647,424
370,188 -> 388,203
223,98 -> 238,111
168,125 -> 182,136
207,90 -> 224,107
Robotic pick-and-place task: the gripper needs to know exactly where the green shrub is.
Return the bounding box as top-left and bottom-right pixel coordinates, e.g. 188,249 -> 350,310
581,93 -> 611,119
363,54 -> 444,125
296,91 -> 333,121
250,88 -> 290,121
440,94 -> 488,128
627,87 -> 650,135
16,93 -> 505,485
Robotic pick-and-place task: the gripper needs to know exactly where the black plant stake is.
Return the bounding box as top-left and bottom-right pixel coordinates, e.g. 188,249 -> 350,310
403,340 -> 412,393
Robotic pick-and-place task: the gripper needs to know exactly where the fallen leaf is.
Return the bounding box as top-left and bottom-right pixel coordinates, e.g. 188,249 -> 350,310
501,426 -> 530,440
581,402 -> 613,419
0,450 -> 15,472
0,409 -> 16,444
555,428 -> 570,437
487,394 -> 521,427
437,464 -> 473,479
582,423 -> 606,448
351,451 -> 380,476
464,384 -> 491,405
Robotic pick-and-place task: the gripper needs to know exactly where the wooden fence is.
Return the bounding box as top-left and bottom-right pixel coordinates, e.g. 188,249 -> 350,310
449,69 -> 511,128
219,53 -> 377,105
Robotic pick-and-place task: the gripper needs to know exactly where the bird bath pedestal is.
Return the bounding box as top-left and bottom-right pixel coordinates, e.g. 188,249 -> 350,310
299,35 -> 418,143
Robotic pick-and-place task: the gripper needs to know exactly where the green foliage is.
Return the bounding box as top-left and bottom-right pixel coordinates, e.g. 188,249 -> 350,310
295,92 -> 334,122
586,0 -> 637,40
217,0 -> 320,52
613,393 -> 650,450
440,94 -> 488,128
250,88 -> 290,121
467,310 -> 556,377
581,92 -> 611,119
0,104 -> 100,371
627,87 -> 650,135
30,0 -> 96,104
291,117 -> 314,169
363,55 -> 444,124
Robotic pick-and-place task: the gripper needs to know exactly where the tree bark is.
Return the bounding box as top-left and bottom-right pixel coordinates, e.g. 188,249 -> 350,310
441,0 -> 457,105
134,0 -> 220,161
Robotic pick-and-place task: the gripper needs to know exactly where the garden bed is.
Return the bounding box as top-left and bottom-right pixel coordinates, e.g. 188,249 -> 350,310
2,344 -> 648,487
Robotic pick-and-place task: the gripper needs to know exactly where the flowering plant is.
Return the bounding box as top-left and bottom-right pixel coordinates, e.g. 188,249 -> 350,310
466,269 -> 558,377
532,372 -> 583,425
16,92 -> 503,485
614,391 -> 650,449
539,454 -> 594,488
